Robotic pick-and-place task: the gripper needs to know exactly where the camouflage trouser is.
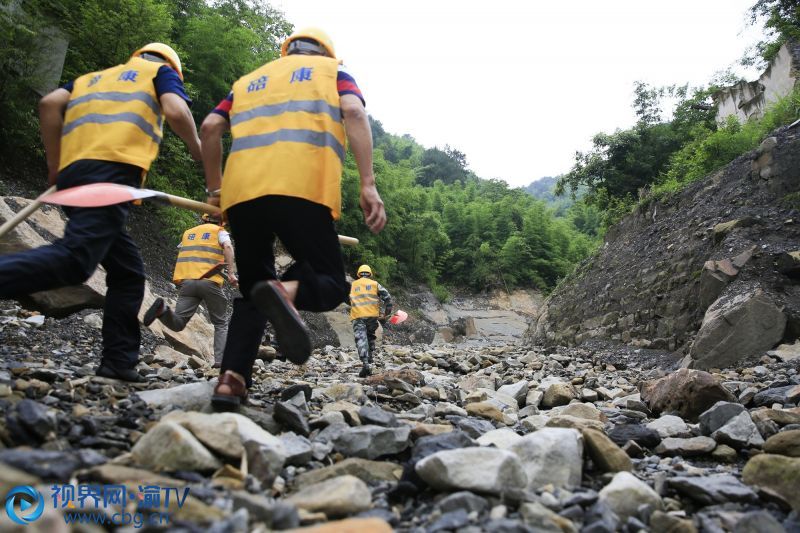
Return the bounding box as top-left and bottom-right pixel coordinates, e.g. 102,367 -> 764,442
352,317 -> 379,364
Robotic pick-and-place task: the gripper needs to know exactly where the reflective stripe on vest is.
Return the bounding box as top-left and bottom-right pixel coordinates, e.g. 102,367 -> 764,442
230,129 -> 345,162
59,57 -> 165,172
230,99 -> 342,126
67,91 -> 161,117
172,224 -> 225,285
221,55 -> 346,218
62,112 -> 161,144
350,278 -> 380,319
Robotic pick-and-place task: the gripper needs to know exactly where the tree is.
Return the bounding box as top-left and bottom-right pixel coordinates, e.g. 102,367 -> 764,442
555,81 -> 716,213
417,145 -> 469,186
745,0 -> 800,66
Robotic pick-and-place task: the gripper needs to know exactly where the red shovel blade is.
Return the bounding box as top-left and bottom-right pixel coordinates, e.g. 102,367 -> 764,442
389,310 -> 408,325
40,183 -> 157,207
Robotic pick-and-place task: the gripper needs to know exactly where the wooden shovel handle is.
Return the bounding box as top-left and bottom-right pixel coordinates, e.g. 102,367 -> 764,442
0,185 -> 58,240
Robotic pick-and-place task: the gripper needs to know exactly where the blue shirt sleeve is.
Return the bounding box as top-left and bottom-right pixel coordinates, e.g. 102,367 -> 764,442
62,80 -> 75,93
154,65 -> 192,107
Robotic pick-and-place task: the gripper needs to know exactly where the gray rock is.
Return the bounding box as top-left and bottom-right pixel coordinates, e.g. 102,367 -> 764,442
286,475 -> 372,516
690,289 -> 786,369
497,380 -> 529,406
0,449 -> 106,479
541,382 -> 577,407
654,436 -> 717,457
136,380 -> 216,410
274,400 -> 310,436
711,411 -> 765,449
332,424 -> 411,459
358,405 -> 398,427
699,401 -> 746,435
668,474 -> 758,505
230,491 -> 299,529
293,458 -> 401,488
518,501 -> 568,532
162,410 -> 243,459
436,491 -> 489,514
281,384 -> 312,403
279,433 -> 313,466
598,471 -> 662,522
646,415 -> 690,438
477,428 -> 523,449
411,431 -> 477,464
753,384 -> 800,407
244,440 -> 285,487
733,510 -> 786,533
428,509 -> 470,532
16,399 -> 56,440
510,428 -> 583,490
484,518 -> 538,532
521,414 -> 549,432
453,417 -> 495,438
415,447 -> 527,495
607,424 -> 661,448
130,421 -> 222,473
314,421 -> 350,443
284,392 -> 309,414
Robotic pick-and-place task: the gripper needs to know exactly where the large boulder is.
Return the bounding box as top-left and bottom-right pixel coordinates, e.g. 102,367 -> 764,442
641,368 -> 736,421
690,288 -> 786,369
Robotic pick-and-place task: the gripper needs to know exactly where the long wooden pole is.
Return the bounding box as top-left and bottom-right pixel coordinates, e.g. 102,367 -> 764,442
0,185 -> 58,240
1,185 -> 359,247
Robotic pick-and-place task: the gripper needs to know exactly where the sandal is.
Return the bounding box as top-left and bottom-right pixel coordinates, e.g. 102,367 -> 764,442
211,371 -> 248,411
251,280 -> 311,365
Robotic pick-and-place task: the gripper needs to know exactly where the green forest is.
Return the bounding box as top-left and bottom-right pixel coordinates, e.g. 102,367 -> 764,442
1,0 -> 798,299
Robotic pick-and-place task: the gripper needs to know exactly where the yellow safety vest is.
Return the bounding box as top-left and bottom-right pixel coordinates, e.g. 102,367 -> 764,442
60,57 -> 165,172
350,277 -> 380,320
172,224 -> 225,285
221,55 -> 346,218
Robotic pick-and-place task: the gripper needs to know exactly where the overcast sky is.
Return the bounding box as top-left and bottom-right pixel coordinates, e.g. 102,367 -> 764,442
275,0 -> 764,188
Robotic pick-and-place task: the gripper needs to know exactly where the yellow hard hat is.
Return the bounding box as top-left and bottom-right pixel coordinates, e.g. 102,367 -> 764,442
357,264 -> 372,277
132,43 -> 183,80
281,27 -> 335,59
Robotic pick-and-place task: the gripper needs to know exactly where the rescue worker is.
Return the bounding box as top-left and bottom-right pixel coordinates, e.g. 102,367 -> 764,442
143,213 -> 237,367
349,264 -> 392,377
0,44 -> 202,382
200,28 -> 386,409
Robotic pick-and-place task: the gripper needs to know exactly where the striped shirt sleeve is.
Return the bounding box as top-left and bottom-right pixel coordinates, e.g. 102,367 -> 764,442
337,64 -> 365,106
211,92 -> 234,121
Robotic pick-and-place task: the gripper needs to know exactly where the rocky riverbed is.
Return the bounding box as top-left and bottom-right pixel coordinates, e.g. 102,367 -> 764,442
1,299 -> 799,532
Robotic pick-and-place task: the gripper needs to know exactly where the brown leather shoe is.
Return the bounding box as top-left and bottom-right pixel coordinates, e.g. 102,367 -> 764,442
211,371 -> 248,411
251,280 -> 311,365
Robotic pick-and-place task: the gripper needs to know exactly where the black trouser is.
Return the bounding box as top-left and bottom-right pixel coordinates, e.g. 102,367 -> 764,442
0,160 -> 145,369
221,195 -> 349,386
